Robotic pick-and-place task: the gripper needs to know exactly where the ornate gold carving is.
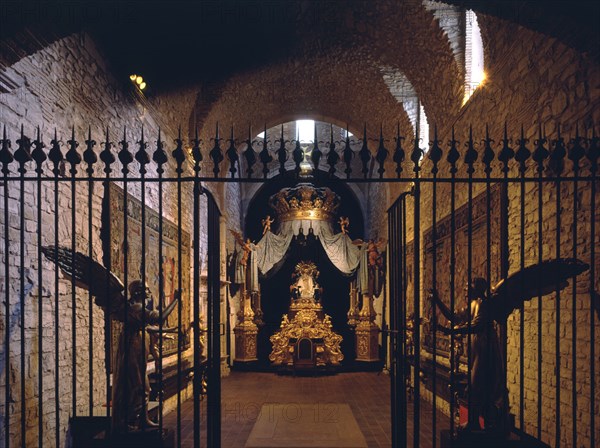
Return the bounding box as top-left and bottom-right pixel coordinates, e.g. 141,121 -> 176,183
270,260 -> 343,367
269,309 -> 343,366
354,295 -> 380,362
269,183 -> 340,222
234,290 -> 258,362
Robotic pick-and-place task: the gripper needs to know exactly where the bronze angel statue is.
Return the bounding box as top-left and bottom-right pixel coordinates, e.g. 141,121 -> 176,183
429,257 -> 588,435
41,245 -> 180,432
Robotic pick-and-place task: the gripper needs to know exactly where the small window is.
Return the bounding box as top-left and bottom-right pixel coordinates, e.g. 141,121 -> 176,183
463,10 -> 485,105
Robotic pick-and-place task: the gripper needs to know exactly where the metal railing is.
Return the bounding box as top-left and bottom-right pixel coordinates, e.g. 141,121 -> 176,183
0,122 -> 597,447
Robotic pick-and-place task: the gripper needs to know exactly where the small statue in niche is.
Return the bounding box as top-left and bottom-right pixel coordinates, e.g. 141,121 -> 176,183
41,246 -> 180,432
338,216 -> 350,235
261,215 -> 274,235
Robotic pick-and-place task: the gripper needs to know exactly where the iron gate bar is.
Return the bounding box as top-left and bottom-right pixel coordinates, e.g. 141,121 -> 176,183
155,129 -> 166,434
16,125 -> 29,448
448,128 -> 459,436
119,125 -> 132,437
568,126 -> 585,448
2,175 -> 598,183
100,127 -> 114,430
465,126 -> 476,431
206,191 -> 222,448
552,127 -> 566,448
411,131 -> 422,448
192,137 -> 202,448
516,126 -> 530,433
533,125 -> 548,441
33,126 -> 46,447
401,193 -> 408,447
589,131 -> 598,448
429,126 -> 442,448
67,126 -> 80,418
173,130 -> 186,448
483,125 -> 494,443
138,127 -> 149,435
84,126 -> 97,420
1,127 -> 10,448
388,198 -> 397,446
498,125 -> 513,447
52,131 -> 62,448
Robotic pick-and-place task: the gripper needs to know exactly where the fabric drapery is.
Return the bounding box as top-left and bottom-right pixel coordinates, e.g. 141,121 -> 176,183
253,221 -> 361,277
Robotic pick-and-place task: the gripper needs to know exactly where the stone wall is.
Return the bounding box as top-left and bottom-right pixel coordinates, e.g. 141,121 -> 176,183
381,11 -> 600,447
0,33 -> 205,447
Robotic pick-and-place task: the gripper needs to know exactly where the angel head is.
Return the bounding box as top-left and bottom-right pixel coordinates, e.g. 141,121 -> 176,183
465,277 -> 488,300
129,280 -> 153,303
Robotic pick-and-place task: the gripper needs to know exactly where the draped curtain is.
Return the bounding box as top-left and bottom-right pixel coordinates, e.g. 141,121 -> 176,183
253,220 -> 362,278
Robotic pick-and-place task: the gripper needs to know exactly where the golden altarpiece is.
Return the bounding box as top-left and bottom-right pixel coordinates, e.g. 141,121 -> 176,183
269,261 -> 343,370
229,183 -> 385,368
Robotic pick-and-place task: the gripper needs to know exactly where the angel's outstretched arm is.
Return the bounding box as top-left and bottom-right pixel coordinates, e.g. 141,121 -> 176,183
145,290 -> 180,325
429,289 -> 452,321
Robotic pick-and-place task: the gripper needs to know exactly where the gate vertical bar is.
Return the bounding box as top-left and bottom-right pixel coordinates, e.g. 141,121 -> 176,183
515,126 -> 530,432
533,125 -> 547,440
411,129 -> 422,448
153,130 -> 166,433
398,192 -> 407,448
465,126 -> 476,428
33,127 -> 46,447
551,126 -> 566,448
1,125 -> 12,448
118,126 -> 132,433
136,127 -> 149,430
568,126 -> 585,448
66,126 -> 80,417
173,129 -> 186,447
100,127 -> 113,430
207,192 -> 222,447
447,128 -> 459,436
16,125 -> 30,447
388,195 -> 397,447
588,130 -> 597,448
429,126 -> 442,448
192,130 -> 202,448
84,127 -> 96,418
51,130 -> 62,448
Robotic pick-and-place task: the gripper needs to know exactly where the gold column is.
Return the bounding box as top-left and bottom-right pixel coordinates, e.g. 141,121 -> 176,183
355,294 -> 380,362
347,281 -> 359,327
233,290 -> 258,362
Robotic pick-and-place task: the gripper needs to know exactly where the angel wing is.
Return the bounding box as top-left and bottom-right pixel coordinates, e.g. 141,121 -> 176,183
41,245 -> 126,318
488,257 -> 589,323
352,239 -> 365,246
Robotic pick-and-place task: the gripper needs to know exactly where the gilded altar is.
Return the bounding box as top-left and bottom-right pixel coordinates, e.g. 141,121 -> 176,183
269,261 -> 343,369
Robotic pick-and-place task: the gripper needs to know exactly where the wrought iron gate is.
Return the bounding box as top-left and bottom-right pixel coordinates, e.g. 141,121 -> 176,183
0,122 -> 598,447
387,127 -> 598,448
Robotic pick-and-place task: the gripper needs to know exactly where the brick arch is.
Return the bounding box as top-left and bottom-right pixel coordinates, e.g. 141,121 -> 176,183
359,1 -> 465,128
194,51 -> 415,144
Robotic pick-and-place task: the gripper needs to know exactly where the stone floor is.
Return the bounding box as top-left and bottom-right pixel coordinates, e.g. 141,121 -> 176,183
163,371 -> 449,447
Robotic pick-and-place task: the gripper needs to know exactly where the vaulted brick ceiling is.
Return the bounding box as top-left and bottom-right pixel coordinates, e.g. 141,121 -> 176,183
2,0 -> 597,136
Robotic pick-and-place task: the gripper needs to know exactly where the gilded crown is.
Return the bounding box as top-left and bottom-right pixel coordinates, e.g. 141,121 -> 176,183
269,183 -> 340,222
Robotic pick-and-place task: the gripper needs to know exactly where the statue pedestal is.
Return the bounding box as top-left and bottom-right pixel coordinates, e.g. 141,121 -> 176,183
355,295 -> 380,362
234,322 -> 258,362
234,291 -> 258,362
355,320 -> 380,362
